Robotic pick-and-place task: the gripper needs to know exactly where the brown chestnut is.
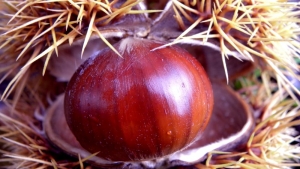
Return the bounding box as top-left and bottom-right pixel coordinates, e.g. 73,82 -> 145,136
64,37 -> 213,161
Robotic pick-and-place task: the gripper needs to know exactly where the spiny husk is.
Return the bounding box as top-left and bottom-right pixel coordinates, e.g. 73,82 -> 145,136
0,0 -> 157,100
0,114 -> 83,169
162,0 -> 300,85
1,69 -> 299,168
0,0 -> 300,168
204,70 -> 300,168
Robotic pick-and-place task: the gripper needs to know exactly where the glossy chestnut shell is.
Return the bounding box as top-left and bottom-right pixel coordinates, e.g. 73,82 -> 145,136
64,38 -> 213,161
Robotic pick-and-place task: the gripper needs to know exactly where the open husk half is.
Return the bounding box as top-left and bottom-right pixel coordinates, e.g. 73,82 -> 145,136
43,78 -> 254,168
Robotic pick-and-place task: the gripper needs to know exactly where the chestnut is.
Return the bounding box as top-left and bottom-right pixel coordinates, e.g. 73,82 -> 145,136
64,37 -> 214,161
